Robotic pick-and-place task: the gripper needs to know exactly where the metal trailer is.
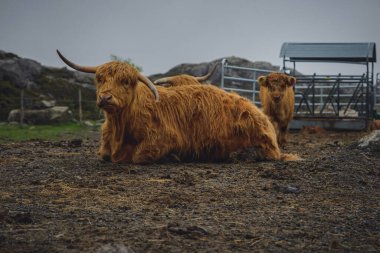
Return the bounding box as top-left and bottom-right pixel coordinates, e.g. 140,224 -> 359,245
220,43 -> 377,130
280,42 -> 376,130
375,73 -> 380,115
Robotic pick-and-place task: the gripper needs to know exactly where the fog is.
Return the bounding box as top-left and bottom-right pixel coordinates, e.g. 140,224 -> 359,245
1,0 -> 379,76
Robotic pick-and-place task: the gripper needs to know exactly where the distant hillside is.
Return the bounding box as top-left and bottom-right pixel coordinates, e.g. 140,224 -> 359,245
0,50 -> 280,121
0,50 -> 96,121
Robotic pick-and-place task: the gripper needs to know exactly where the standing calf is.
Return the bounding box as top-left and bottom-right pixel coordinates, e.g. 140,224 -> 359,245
57,50 -> 299,163
258,73 -> 296,146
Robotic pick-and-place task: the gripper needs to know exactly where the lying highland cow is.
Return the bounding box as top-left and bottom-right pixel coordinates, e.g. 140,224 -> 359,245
258,73 -> 296,146
154,63 -> 217,87
57,50 -> 299,163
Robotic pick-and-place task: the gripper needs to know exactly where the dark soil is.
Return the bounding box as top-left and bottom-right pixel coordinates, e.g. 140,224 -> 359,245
0,131 -> 379,253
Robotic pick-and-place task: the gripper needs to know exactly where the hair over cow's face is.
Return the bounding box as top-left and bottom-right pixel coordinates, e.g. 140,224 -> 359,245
95,62 -> 140,113
258,73 -> 296,103
56,50 -> 159,114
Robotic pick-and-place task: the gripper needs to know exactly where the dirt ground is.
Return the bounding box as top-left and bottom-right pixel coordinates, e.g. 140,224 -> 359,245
0,130 -> 379,253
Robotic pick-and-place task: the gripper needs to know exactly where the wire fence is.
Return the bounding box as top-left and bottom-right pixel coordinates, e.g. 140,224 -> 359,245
4,73 -> 380,124
5,88 -> 101,124
376,73 -> 380,105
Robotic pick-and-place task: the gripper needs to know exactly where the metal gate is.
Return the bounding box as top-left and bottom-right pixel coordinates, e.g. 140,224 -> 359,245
220,58 -> 377,130
294,74 -> 371,117
220,58 -> 275,106
375,73 -> 380,107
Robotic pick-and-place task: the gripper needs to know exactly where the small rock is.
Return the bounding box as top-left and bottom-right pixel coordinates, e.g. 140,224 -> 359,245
83,120 -> 94,127
358,130 -> 380,148
68,139 -> 82,148
167,223 -> 208,239
13,212 -> 33,224
95,243 -> 135,253
272,183 -> 300,194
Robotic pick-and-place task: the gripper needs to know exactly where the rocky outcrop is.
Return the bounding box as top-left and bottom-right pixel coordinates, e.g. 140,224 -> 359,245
0,50 -> 97,121
0,50 -> 42,89
0,50 -> 94,90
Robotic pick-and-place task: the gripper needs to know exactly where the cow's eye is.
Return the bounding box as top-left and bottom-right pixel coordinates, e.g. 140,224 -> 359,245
119,78 -> 129,86
96,75 -> 104,84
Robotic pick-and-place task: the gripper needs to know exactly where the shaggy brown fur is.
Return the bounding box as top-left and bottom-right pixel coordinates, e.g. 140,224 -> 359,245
154,64 -> 217,87
61,59 -> 299,163
154,75 -> 203,87
258,73 -> 296,146
369,120 -> 380,130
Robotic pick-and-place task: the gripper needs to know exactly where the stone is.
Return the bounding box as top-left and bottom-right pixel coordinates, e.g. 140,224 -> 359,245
8,106 -> 71,124
30,99 -> 56,109
0,51 -> 42,89
83,120 -> 94,127
358,130 -> 380,148
41,100 -> 56,108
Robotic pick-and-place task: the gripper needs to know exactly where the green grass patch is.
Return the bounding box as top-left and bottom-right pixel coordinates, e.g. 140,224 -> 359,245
0,122 -> 99,143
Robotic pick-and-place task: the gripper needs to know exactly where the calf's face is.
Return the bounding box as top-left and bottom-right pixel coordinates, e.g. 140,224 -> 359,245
258,73 -> 296,103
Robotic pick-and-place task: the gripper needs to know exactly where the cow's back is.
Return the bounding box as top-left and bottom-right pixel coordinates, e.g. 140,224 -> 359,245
155,85 -> 275,160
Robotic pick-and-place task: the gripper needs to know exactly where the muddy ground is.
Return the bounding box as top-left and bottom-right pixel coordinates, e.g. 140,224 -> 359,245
0,130 -> 379,253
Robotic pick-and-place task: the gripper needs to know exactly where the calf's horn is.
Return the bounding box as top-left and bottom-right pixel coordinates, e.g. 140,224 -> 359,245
56,50 -> 97,73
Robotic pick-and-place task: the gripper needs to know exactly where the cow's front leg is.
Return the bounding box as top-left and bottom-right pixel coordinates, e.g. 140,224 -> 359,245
110,144 -> 134,163
131,141 -> 169,164
252,119 -> 282,161
98,122 -> 112,161
98,143 -> 111,162
278,125 -> 289,147
268,119 -> 282,147
256,133 -> 282,161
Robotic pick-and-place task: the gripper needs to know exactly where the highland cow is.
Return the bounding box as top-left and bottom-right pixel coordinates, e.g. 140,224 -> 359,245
258,73 -> 296,146
57,50 -> 299,163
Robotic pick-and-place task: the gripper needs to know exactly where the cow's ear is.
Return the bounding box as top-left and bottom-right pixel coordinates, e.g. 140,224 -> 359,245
287,76 -> 296,86
257,76 -> 267,87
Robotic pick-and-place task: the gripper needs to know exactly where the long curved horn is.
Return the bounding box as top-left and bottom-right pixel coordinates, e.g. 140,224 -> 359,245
56,50 -> 97,73
153,77 -> 173,87
195,63 -> 218,82
138,73 -> 159,101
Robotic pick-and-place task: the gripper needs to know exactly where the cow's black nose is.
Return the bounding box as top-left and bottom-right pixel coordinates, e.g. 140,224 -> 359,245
100,94 -> 112,101
273,96 -> 281,103
98,94 -> 112,107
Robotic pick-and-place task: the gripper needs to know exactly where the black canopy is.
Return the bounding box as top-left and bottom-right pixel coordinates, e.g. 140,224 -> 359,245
280,42 -> 376,64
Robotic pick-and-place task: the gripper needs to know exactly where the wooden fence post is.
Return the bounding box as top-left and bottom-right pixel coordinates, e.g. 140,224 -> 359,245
20,89 -> 24,125
78,88 -> 83,122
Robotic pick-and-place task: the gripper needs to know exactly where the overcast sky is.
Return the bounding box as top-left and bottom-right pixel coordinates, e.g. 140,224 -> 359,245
0,0 -> 379,76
